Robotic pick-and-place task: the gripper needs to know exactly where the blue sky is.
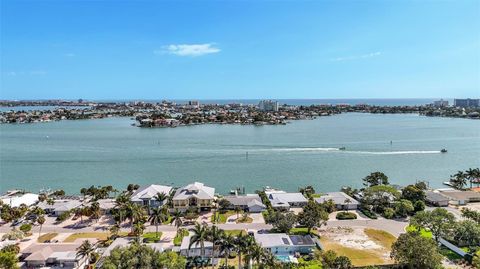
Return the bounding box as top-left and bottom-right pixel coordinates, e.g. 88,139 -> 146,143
1,0 -> 479,100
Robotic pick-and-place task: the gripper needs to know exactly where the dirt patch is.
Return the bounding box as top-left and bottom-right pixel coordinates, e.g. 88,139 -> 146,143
319,227 -> 395,266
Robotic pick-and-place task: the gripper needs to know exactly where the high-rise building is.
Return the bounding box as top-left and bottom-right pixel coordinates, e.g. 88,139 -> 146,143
187,100 -> 200,108
258,100 -> 279,111
432,99 -> 449,107
454,99 -> 480,108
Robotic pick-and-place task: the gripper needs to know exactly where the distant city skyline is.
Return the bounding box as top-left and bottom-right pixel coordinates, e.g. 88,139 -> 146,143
1,0 -> 479,100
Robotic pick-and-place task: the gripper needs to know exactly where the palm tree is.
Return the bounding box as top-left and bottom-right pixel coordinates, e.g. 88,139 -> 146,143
109,222 -> 120,238
234,206 -> 242,219
451,171 -> 467,190
126,202 -> 145,234
37,215 -> 45,236
247,243 -> 265,267
76,240 -> 95,265
207,225 -> 224,269
171,209 -> 183,232
465,168 -> 480,189
236,234 -> 254,269
132,222 -> 145,238
189,223 -> 209,264
344,198 -> 351,212
114,193 -> 131,223
154,192 -> 168,207
148,206 -> 168,239
90,201 -> 101,222
262,251 -> 278,268
218,234 -> 236,268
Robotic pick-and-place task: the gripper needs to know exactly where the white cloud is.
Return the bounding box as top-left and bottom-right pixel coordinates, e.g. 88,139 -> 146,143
155,43 -> 220,57
331,51 -> 382,62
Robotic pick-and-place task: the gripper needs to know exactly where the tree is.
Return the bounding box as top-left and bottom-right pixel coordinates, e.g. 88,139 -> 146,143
37,215 -> 46,236
394,199 -> 414,218
297,201 -> 328,234
189,223 -> 209,258
333,255 -> 352,269
413,200 -> 426,212
171,209 -> 183,232
154,192 -> 168,208
217,199 -> 231,212
401,185 -> 426,203
270,211 -> 296,233
362,172 -> 389,187
0,247 -> 19,269
452,220 -> 480,247
90,201 -> 101,221
218,234 -> 236,267
132,222 -> 145,238
390,232 -> 443,269
450,171 -> 467,190
109,223 -> 120,238
149,206 -> 168,239
76,240 -> 95,265
361,185 -> 400,213
461,207 -> 480,224
465,168 -> 480,188
19,223 -> 32,234
207,225 -> 224,269
299,185 -> 315,198
100,244 -> 186,269
410,208 -> 455,243
235,233 -> 254,269
321,250 -> 337,268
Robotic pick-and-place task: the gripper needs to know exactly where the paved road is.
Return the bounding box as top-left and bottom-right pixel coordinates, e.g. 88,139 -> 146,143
324,218 -> 409,236
1,219 -> 407,236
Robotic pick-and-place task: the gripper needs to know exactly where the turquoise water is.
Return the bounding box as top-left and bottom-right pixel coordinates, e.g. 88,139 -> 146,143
0,113 -> 479,194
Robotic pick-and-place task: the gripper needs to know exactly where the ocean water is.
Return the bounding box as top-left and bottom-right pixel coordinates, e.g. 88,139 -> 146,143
0,113 -> 479,194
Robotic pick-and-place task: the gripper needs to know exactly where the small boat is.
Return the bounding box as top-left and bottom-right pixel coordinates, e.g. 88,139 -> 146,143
441,149 -> 447,153
338,147 -> 346,150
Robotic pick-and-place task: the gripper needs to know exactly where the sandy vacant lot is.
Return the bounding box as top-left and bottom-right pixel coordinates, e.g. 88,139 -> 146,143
319,226 -> 396,266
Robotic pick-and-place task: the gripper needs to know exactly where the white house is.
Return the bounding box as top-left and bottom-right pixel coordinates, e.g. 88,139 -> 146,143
314,192 -> 359,210
268,192 -> 308,210
223,194 -> 266,213
130,184 -> 173,208
254,233 -> 316,257
180,235 -> 216,258
21,243 -> 88,269
1,193 -> 39,207
38,199 -> 83,216
172,182 -> 215,211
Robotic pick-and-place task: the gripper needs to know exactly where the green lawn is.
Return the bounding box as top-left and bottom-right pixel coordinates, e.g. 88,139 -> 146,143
63,232 -> 110,242
297,257 -> 323,268
224,229 -> 247,236
143,232 -> 163,243
289,227 -> 320,237
174,229 -> 189,246
37,233 -> 58,243
211,210 -> 237,224
364,228 -> 396,250
406,225 -> 433,238
163,216 -> 173,225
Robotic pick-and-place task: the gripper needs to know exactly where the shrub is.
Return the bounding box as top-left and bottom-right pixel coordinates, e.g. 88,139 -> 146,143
336,212 -> 357,220
414,200 -> 426,212
383,208 -> 395,219
359,208 -> 377,219
56,211 -> 71,222
19,224 -> 32,234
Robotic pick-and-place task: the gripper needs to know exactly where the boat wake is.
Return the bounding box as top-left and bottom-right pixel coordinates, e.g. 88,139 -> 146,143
248,148 -> 441,155
252,147 -> 340,152
350,150 -> 442,155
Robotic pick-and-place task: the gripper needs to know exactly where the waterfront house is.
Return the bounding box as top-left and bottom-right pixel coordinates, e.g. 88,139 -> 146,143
95,198 -> 116,214
438,190 -> 480,205
0,192 -> 39,207
425,191 -> 450,207
223,194 -> 267,213
130,184 -> 173,209
268,192 -> 308,210
21,243 -> 88,269
314,192 -> 359,210
254,233 -> 316,257
38,199 -> 83,216
172,182 -> 215,211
